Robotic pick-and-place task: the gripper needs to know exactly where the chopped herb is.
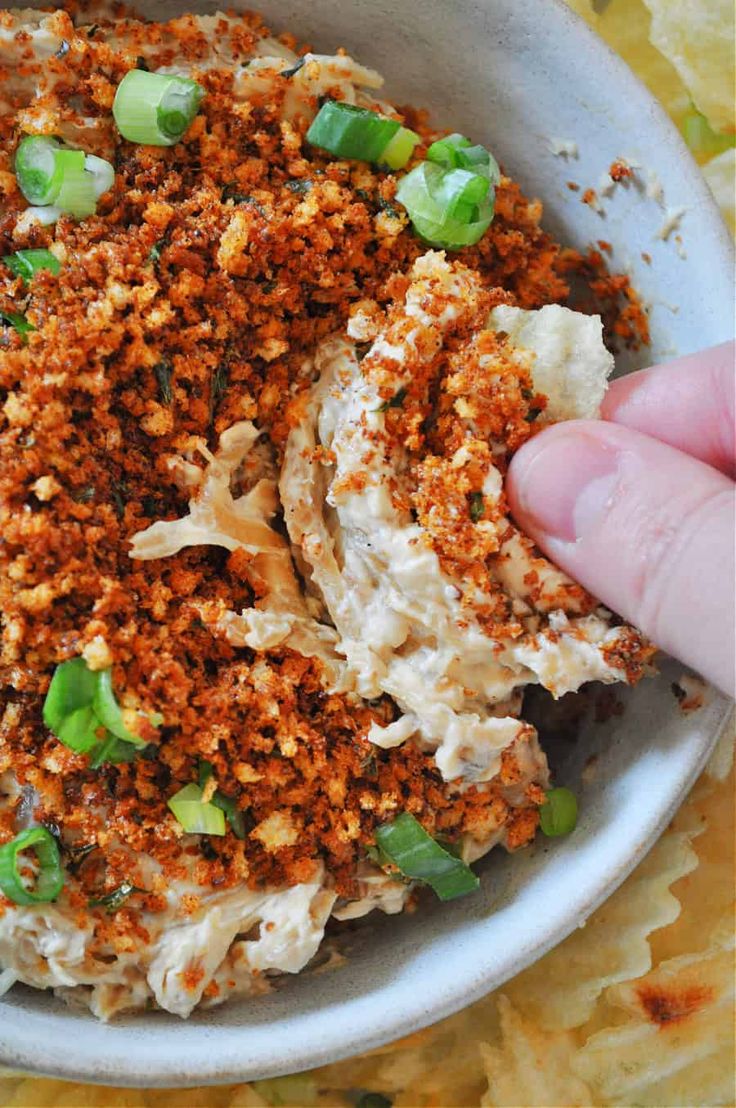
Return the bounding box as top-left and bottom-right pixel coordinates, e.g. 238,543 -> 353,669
377,197 -> 400,218
221,183 -> 252,204
355,188 -> 373,204
147,235 -> 168,266
135,56 -> 150,71
54,39 -> 70,58
153,359 -> 173,404
286,178 -> 312,194
65,842 -> 98,873
89,880 -> 145,912
521,386 -> 534,400
210,363 -> 228,422
1,311 -> 35,339
525,406 -> 542,423
110,478 -> 128,520
199,838 -> 219,862
375,386 -> 407,413
71,485 -> 96,504
280,56 -> 306,78
141,494 -> 159,517
469,491 -> 485,522
86,24 -> 99,37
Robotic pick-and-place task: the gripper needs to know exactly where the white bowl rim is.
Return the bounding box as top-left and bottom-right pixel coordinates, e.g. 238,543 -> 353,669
0,0 -> 733,1087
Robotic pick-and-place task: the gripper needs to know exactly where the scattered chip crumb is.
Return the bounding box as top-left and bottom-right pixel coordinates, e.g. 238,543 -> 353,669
567,181 -> 580,192
671,674 -> 707,713
656,205 -> 688,241
645,169 -> 665,204
548,137 -> 579,158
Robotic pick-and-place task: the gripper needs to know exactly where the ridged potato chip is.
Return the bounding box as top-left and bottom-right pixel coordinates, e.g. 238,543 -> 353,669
642,0 -> 736,132
652,753 -> 735,965
480,996 -> 593,1107
573,927 -> 736,1105
502,825 -> 700,1029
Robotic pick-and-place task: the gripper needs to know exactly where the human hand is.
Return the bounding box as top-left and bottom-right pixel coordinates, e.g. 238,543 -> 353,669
507,342 -> 735,697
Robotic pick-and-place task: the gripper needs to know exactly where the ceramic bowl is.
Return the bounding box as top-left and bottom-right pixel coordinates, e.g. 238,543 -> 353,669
0,0 -> 733,1087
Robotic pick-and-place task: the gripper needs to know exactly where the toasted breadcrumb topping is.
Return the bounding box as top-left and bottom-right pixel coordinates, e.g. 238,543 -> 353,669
0,5 -> 650,930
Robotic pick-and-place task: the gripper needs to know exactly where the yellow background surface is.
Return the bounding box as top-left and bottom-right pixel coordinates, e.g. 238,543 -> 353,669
1,1 -> 733,1104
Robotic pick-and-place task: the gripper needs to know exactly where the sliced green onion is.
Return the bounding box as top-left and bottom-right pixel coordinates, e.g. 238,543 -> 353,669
43,658 -> 100,749
539,787 -> 578,837
308,101 -> 399,161
1,311 -> 35,339
84,153 -> 115,198
307,101 -> 419,169
3,248 -> 60,282
14,136 -> 112,219
52,150 -> 96,218
198,760 -> 246,839
93,668 -> 147,746
113,70 -> 205,146
43,658 -> 153,766
168,782 -> 226,836
396,132 -> 500,250
0,826 -> 64,906
379,126 -> 421,170
15,136 -> 64,205
427,132 -> 500,183
395,161 -> 495,249
374,812 -> 479,901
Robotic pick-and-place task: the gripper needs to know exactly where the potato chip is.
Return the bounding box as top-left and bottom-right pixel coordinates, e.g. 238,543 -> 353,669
642,0 -> 736,132
652,761 -> 734,965
480,996 -> 593,1107
503,826 -> 699,1029
702,149 -> 736,234
573,928 -> 736,1105
594,0 -> 691,128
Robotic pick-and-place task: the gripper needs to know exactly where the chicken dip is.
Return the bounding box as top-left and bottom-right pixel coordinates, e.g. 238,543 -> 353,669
0,7 -> 654,1020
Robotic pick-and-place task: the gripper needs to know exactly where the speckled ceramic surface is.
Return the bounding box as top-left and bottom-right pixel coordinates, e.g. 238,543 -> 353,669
0,0 -> 733,1087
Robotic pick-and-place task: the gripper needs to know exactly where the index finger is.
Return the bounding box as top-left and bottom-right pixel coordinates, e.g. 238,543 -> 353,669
602,341 -> 735,477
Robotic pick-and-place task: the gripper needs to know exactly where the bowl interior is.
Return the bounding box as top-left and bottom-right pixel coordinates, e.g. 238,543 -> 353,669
0,0 -> 733,1087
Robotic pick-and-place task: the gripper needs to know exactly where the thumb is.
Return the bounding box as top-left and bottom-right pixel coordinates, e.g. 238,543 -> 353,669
506,420 -> 735,697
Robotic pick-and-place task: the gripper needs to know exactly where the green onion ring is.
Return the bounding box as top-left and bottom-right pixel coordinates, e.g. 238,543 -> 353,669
0,827 -> 64,906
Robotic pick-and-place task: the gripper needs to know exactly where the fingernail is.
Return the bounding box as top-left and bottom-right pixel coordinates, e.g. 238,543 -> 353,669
513,431 -> 621,542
